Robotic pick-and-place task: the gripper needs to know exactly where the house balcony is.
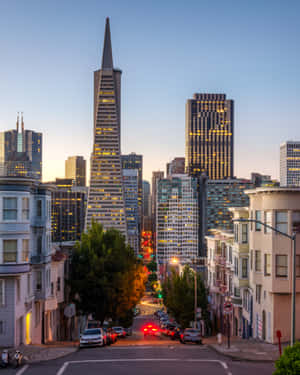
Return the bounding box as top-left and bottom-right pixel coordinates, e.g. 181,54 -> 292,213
0,263 -> 30,275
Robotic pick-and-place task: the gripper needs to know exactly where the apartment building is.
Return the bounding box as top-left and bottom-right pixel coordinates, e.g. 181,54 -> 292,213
247,187 -> 300,343
0,176 -> 66,347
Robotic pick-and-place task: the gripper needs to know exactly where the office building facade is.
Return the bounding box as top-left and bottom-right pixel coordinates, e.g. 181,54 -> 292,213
156,175 -> 198,265
51,178 -> 87,243
0,114 -> 42,180
65,156 -> 86,187
85,18 -> 127,237
166,157 -> 185,177
280,141 -> 300,187
186,93 -> 234,179
206,179 -> 253,232
121,153 -> 143,234
123,169 -> 139,255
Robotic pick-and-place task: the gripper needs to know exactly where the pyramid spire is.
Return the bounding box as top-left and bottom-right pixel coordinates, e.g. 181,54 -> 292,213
101,17 -> 113,70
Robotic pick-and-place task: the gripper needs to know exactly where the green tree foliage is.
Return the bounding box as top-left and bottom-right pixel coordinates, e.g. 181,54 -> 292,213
162,265 -> 209,328
274,342 -> 300,375
69,222 -> 147,324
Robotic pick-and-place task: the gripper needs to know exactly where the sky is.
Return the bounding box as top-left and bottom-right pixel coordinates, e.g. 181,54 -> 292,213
0,0 -> 300,184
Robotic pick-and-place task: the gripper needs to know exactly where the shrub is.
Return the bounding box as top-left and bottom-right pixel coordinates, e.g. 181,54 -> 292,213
274,341 -> 300,375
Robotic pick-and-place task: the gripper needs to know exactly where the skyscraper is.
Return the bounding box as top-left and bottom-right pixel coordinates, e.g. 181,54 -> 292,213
186,93 -> 234,179
121,153 -> 143,234
0,114 -> 42,180
280,141 -> 300,186
151,171 -> 164,225
51,178 -> 87,242
65,156 -> 86,186
142,180 -> 151,217
85,18 -> 127,237
123,169 -> 139,255
166,157 -> 185,177
156,175 -> 198,265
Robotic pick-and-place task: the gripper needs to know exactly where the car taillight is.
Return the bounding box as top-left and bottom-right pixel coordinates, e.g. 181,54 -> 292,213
152,328 -> 157,331
171,331 -> 175,336
143,328 -> 148,332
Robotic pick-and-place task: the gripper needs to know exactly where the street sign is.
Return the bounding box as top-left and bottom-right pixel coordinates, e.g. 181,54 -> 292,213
223,301 -> 233,314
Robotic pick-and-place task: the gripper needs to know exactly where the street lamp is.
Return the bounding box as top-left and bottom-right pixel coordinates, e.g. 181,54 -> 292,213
234,218 -> 297,346
170,257 -> 179,264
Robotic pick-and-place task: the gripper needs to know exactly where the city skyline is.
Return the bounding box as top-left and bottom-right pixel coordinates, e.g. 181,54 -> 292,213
1,1 -> 300,184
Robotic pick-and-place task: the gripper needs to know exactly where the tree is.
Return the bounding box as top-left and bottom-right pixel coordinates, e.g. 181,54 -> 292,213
162,265 -> 209,328
69,222 -> 147,324
274,342 -> 300,375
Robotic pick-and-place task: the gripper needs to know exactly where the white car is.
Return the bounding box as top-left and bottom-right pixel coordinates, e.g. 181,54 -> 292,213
79,328 -> 104,348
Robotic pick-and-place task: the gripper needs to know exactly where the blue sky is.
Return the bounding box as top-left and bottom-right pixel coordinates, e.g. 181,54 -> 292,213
0,0 -> 300,183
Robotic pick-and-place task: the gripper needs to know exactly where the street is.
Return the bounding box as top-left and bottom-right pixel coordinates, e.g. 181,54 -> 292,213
1,310 -> 275,375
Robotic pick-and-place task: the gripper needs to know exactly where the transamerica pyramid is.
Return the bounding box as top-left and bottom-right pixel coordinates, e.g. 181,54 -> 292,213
85,18 -> 127,238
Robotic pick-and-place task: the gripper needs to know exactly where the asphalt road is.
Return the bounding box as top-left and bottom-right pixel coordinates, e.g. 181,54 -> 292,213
1,313 -> 275,375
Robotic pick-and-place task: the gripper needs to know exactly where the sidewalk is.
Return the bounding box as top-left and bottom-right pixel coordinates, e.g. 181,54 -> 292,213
205,335 -> 282,362
5,341 -> 78,364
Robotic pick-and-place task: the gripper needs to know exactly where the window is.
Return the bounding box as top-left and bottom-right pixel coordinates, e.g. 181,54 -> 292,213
229,247 -> 232,263
37,236 -> 42,255
37,200 -> 42,217
0,280 -> 4,306
0,321 -> 3,334
22,197 -> 29,220
234,224 -> 238,242
256,284 -> 262,304
51,282 -> 54,296
16,279 -> 20,302
255,211 -> 262,231
3,240 -> 17,263
3,197 -> 17,220
242,224 -> 248,243
250,250 -> 253,270
234,287 -> 240,297
57,277 -> 61,292
292,212 -> 300,233
264,254 -> 271,276
241,258 -> 248,278
276,255 -> 288,277
255,250 -> 261,272
234,257 -> 238,276
275,212 -> 288,234
27,274 -> 31,295
264,211 -> 272,234
297,255 -> 300,278
22,239 -> 29,262
36,271 -> 42,291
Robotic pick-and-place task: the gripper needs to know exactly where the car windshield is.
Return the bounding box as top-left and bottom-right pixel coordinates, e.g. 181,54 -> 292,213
83,329 -> 101,335
113,327 -> 122,331
185,329 -> 200,333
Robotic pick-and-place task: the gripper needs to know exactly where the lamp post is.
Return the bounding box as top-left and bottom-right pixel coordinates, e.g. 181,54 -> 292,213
234,218 -> 297,346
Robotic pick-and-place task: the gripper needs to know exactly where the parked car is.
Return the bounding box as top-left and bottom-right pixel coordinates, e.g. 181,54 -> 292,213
108,328 -> 118,343
170,327 -> 182,340
79,328 -> 105,348
180,328 -> 202,344
112,326 -> 126,338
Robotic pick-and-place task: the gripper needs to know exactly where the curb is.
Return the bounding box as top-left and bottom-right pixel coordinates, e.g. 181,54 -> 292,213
26,346 -> 78,364
207,344 -> 277,363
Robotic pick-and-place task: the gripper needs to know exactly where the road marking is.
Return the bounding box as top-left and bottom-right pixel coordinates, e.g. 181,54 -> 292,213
16,365 -> 29,375
56,358 -> 230,375
107,345 -> 207,349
